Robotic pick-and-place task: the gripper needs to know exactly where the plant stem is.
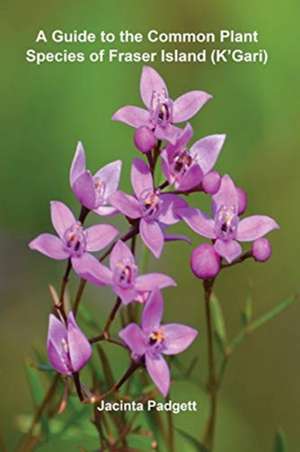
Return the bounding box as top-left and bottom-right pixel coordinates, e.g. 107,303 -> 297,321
166,395 -> 175,452
203,278 -> 218,451
92,361 -> 140,403
57,259 -> 72,322
221,251 -> 252,269
73,372 -> 84,402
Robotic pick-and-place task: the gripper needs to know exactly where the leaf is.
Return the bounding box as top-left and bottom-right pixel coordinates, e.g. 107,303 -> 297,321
230,296 -> 296,351
241,295 -> 253,326
176,428 -> 208,451
210,294 -> 227,347
274,429 -> 287,452
250,297 -> 295,333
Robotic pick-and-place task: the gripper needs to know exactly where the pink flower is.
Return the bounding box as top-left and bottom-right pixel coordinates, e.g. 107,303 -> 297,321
119,290 -> 198,396
110,158 -> 188,258
70,142 -> 122,215
74,240 -> 176,305
161,123 -> 225,192
29,201 -> 118,277
179,175 -> 279,263
112,66 -> 212,145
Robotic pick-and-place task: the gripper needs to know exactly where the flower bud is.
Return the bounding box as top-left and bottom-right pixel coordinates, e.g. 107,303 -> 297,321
237,187 -> 248,215
202,171 -> 221,195
252,238 -> 272,262
191,243 -> 221,280
134,126 -> 156,153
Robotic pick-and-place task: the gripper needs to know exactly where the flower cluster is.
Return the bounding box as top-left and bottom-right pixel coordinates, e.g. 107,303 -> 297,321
29,66 -> 278,398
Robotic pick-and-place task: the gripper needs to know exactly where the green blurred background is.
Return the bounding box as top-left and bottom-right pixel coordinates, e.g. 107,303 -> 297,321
1,0 -> 299,450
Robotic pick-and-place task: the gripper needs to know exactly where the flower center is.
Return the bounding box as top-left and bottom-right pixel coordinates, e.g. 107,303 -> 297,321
93,176 -> 106,207
63,222 -> 87,257
139,189 -> 161,221
215,205 -> 239,241
150,89 -> 173,128
171,150 -> 194,182
113,259 -> 137,289
148,329 -> 165,354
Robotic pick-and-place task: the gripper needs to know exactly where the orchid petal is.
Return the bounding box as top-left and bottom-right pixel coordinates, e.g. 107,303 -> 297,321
159,194 -> 188,225
140,66 -> 168,108
70,141 -> 86,186
142,290 -> 164,333
109,240 -> 135,272
86,224 -> 118,252
190,134 -> 226,175
72,170 -> 96,210
213,175 -> 239,212
47,315 -> 70,374
119,324 -> 146,356
176,164 -> 203,191
178,207 -> 216,239
47,340 -> 71,375
113,286 -> 138,305
145,353 -> 170,397
47,314 -> 67,346
29,233 -> 69,260
67,312 -> 92,372
94,160 -> 122,202
236,216 -> 279,242
112,106 -> 149,128
155,124 -> 180,144
135,273 -> 176,292
173,91 -> 212,123
71,253 -> 112,285
50,201 -> 76,238
163,324 -> 198,355
140,219 -> 164,258
110,191 -> 141,219
214,238 -> 242,263
93,206 -> 119,216
131,158 -> 153,198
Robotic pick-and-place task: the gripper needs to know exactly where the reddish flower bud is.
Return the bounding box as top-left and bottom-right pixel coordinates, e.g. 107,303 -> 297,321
134,126 -> 157,153
202,171 -> 221,195
252,237 -> 272,262
190,243 -> 221,280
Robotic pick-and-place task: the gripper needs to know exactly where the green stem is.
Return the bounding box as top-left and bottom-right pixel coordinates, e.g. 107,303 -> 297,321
202,279 -> 218,451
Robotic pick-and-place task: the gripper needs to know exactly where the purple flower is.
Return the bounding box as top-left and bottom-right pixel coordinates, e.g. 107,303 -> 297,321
112,66 -> 212,145
76,240 -> 176,305
47,312 -> 92,375
110,158 -> 187,258
179,175 -> 279,263
70,142 -> 122,215
29,201 -> 119,277
161,123 -> 225,192
119,290 -> 198,396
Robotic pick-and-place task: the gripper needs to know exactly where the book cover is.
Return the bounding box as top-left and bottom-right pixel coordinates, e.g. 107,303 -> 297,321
1,1 -> 299,451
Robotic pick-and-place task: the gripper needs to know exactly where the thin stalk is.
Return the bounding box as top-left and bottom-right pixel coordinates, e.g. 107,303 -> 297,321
92,361 -> 140,403
166,395 -> 175,452
73,372 -> 84,402
202,278 -> 218,451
